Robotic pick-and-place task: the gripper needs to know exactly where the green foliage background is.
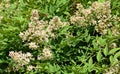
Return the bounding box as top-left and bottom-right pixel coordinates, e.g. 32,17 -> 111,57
0,0 -> 120,74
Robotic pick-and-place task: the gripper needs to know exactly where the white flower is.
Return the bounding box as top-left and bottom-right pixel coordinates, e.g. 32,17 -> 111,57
27,65 -> 35,71
9,51 -> 34,71
26,52 -> 32,57
28,42 -> 38,49
42,48 -> 52,60
19,32 -> 24,38
30,9 -> 39,21
37,55 -> 43,60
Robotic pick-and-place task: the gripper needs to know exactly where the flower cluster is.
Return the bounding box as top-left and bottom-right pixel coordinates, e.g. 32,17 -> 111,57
19,9 -> 49,50
27,65 -> 36,71
19,9 -> 69,49
70,1 -> 120,35
0,0 -> 10,8
28,42 -> 39,50
9,51 -> 34,71
37,47 -> 52,60
49,16 -> 69,30
105,64 -> 119,74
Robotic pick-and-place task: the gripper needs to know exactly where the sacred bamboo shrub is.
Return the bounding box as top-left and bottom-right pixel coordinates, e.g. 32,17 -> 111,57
70,1 -> 120,35
7,0 -> 120,73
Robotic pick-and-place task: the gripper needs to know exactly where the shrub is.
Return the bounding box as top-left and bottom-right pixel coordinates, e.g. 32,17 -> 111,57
0,0 -> 120,74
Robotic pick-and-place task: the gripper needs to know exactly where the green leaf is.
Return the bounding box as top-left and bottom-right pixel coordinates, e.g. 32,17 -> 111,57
49,5 -> 55,14
88,57 -> 93,65
97,51 -> 102,62
0,59 -> 4,63
52,0 -> 56,4
59,26 -> 70,35
109,48 -> 120,55
19,0 -> 25,7
47,0 -> 50,3
45,5 -> 48,13
98,0 -> 105,2
103,46 -> 108,56
49,64 -> 54,73
98,37 -> 106,46
38,0 -> 42,3
63,11 -> 70,16
59,40 -> 67,48
92,40 -> 98,50
109,56 -> 114,63
10,4 -> 16,10
114,51 -> 120,59
86,35 -> 91,42
112,60 -> 118,66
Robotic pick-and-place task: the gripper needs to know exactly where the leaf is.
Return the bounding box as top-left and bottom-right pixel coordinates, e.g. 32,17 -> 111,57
86,35 -> 91,42
98,37 -> 106,46
92,40 -> 98,50
103,46 -> 108,56
49,64 -> 54,73
97,51 -> 102,62
59,26 -> 70,35
63,11 -> 70,16
0,34 -> 3,39
19,0 -> 25,7
88,57 -> 93,65
114,51 -> 120,59
98,0 -> 105,2
112,60 -> 118,66
47,0 -> 50,3
109,48 -> 120,55
38,0 -> 42,3
52,0 -> 56,4
109,56 -> 114,63
10,4 -> 16,10
45,5 -> 48,13
59,40 -> 67,48
0,59 -> 4,63
49,5 -> 55,14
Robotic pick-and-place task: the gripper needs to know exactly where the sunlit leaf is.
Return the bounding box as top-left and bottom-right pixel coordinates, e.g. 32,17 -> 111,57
103,46 -> 108,56
109,56 -> 114,64
114,51 -> 120,59
97,51 -> 102,62
88,57 -> 93,65
109,48 -> 120,55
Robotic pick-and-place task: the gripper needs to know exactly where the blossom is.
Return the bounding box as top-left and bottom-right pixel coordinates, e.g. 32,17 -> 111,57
42,48 -> 52,60
37,47 -> 52,60
49,16 -> 66,30
30,9 -> 39,21
19,9 -> 69,50
27,65 -> 35,71
37,55 -> 43,60
28,42 -> 38,49
76,3 -> 83,10
70,1 -> 120,35
9,51 -> 34,71
105,64 -> 119,74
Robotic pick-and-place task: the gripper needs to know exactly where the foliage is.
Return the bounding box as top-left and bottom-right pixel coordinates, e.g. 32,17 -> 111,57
0,0 -> 120,74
